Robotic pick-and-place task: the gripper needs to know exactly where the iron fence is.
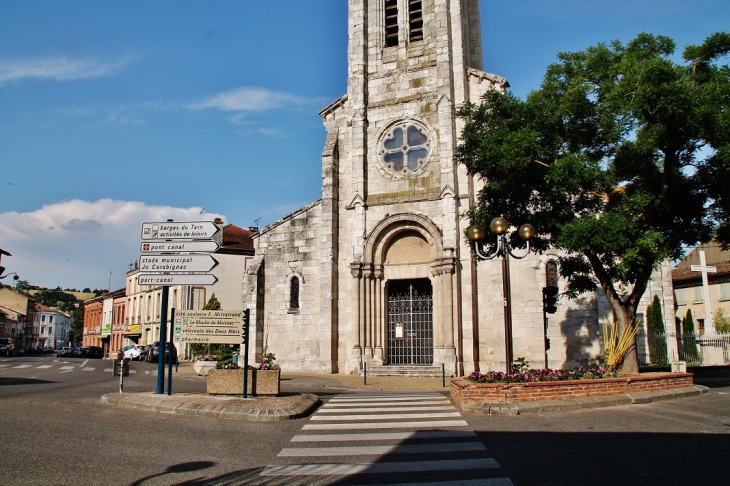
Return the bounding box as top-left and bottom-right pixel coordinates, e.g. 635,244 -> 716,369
637,331 -> 730,367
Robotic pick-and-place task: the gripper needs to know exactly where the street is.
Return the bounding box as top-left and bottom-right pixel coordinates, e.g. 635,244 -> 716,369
2,354 -> 729,485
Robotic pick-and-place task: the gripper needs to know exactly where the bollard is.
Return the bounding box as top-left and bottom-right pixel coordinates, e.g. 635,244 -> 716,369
363,362 -> 367,386
442,363 -> 446,388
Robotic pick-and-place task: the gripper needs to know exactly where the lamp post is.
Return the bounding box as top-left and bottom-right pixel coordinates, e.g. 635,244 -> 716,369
468,217 -> 536,373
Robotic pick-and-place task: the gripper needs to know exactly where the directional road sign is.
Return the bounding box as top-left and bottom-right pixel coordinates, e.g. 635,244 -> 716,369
139,254 -> 218,273
173,310 -> 244,344
141,221 -> 220,240
138,274 -> 218,286
140,240 -> 220,253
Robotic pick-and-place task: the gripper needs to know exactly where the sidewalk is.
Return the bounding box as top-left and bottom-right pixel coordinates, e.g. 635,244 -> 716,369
101,363 -> 709,420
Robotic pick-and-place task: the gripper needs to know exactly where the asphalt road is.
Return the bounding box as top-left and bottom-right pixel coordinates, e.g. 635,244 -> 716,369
2,355 -> 729,485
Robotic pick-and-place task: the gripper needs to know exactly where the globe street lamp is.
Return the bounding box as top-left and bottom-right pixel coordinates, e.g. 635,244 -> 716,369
468,217 -> 536,372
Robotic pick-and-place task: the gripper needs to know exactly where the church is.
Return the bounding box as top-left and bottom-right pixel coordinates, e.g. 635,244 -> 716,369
242,0 -> 675,376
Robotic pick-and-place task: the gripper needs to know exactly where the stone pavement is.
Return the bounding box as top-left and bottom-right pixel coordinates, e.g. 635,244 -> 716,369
101,362 -> 711,420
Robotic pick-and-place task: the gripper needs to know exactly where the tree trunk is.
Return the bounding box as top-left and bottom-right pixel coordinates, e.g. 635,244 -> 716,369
612,303 -> 639,374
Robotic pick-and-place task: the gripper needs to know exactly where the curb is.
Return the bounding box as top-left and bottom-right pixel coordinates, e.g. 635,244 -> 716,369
101,392 -> 321,422
461,385 -> 709,415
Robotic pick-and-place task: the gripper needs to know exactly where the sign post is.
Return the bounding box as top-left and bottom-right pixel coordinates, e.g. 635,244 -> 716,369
242,309 -> 250,399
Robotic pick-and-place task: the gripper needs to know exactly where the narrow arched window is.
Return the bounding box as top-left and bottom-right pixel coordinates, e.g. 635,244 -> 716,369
289,276 -> 300,310
545,260 -> 558,287
384,0 -> 399,47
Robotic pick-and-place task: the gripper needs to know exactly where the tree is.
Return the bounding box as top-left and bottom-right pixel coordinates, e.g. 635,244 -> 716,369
646,295 -> 667,365
456,32 -> 730,373
713,309 -> 730,333
71,304 -> 84,343
33,288 -> 79,312
680,309 -> 698,361
203,293 -> 221,310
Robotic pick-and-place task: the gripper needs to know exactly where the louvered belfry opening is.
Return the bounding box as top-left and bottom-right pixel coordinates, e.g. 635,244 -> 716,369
384,0 -> 399,47
408,0 -> 423,42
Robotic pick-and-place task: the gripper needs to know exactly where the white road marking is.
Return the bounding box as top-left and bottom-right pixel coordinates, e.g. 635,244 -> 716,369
36,365 -> 53,369
290,430 -> 476,442
83,368 -> 95,371
311,411 -> 462,421
302,420 -> 470,430
278,442 -> 486,457
260,458 -> 500,476
318,405 -> 455,413
13,364 -> 32,369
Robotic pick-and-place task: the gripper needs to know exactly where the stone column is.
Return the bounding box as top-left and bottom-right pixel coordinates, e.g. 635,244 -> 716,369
349,262 -> 362,372
441,255 -> 457,374
374,265 -> 384,364
363,264 -> 373,360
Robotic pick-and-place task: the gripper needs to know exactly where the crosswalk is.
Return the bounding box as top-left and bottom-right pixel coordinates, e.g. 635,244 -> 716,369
261,391 -> 513,485
0,361 -> 135,374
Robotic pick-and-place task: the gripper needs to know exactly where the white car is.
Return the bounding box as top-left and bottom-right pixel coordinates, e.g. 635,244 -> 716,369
123,344 -> 144,360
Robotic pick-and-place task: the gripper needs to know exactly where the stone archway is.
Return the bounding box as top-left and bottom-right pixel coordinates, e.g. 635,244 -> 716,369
349,213 -> 456,371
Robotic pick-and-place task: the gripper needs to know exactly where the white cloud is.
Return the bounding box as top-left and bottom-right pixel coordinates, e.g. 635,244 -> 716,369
188,86 -> 309,112
0,200 -> 224,291
0,56 -> 131,84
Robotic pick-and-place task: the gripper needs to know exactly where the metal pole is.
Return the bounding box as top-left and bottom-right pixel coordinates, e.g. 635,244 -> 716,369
167,308 -> 175,395
363,362 -> 367,386
501,239 -> 513,373
156,285 -> 169,394
442,362 -> 445,388
543,311 -> 549,369
242,311 -> 250,398
119,357 -> 124,393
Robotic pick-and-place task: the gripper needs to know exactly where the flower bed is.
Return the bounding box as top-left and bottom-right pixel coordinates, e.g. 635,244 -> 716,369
207,369 -> 280,396
451,372 -> 694,410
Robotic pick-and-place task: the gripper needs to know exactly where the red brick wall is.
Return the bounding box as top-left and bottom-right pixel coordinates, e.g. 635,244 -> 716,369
451,373 -> 694,408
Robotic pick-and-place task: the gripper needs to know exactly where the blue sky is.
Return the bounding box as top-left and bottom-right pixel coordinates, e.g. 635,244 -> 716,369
1,0 -> 728,291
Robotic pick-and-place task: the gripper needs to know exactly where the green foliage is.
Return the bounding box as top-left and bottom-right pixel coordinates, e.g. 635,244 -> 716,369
71,304 -> 84,342
203,293 -> 222,310
646,295 -> 668,365
457,32 -> 730,370
33,288 -> 79,311
680,309 -> 699,361
713,309 -> 730,333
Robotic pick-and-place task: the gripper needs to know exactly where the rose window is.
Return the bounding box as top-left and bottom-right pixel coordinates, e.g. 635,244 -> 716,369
380,123 -> 430,174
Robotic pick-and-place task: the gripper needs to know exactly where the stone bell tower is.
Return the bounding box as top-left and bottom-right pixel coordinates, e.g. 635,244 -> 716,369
316,0 -> 509,375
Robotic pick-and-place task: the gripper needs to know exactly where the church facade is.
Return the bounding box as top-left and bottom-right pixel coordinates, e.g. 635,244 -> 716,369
242,0 -> 676,375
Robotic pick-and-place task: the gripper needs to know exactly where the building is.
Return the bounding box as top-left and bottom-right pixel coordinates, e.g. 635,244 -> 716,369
0,287 -> 38,349
34,304 -> 73,349
82,295 -> 104,348
242,0 -> 676,375
672,243 -> 730,332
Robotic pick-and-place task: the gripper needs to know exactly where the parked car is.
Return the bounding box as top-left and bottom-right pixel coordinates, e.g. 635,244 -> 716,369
137,345 -> 151,362
57,347 -> 73,358
80,346 -> 103,359
147,342 -> 178,363
123,344 -> 145,360
43,346 -> 55,353
12,346 -> 25,356
0,344 -> 7,356
72,347 -> 83,358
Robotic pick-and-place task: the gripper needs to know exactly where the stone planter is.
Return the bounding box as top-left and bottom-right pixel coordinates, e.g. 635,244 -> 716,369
207,368 -> 280,396
193,360 -> 218,376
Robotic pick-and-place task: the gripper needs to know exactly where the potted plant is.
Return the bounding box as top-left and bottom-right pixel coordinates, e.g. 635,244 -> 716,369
207,352 -> 280,396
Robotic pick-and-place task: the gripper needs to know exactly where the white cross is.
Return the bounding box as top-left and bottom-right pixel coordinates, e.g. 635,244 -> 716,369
690,250 -> 717,334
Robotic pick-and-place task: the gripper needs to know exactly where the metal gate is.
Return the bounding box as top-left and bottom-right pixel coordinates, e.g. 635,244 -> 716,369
387,279 -> 433,365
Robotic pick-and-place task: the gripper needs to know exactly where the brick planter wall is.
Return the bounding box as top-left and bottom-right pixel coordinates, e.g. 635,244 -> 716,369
451,373 -> 694,409
207,369 -> 280,396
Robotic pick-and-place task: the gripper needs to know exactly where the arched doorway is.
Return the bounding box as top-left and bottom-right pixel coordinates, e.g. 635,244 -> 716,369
387,278 -> 433,365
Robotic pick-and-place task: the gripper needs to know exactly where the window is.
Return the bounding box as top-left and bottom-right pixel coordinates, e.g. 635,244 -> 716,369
41,326 -> 45,335
49,327 -> 52,335
41,315 -> 45,322
49,315 -> 53,323
290,276 -> 300,310
719,282 -> 730,301
384,0 -> 399,47
380,121 -> 430,174
408,0 -> 423,42
674,288 -> 687,306
692,286 -> 703,303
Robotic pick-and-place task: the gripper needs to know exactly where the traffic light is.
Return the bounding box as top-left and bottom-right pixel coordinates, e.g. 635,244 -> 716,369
241,309 -> 250,344
542,286 -> 558,314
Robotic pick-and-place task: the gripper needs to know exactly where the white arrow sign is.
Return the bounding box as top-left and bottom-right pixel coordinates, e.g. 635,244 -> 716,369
141,221 -> 220,240
138,274 -> 218,286
140,240 -> 220,253
139,254 -> 218,273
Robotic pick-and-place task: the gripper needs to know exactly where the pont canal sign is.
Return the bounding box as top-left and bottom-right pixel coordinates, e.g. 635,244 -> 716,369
141,221 -> 220,240
139,254 -> 218,273
138,273 -> 218,286
140,240 -> 220,253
